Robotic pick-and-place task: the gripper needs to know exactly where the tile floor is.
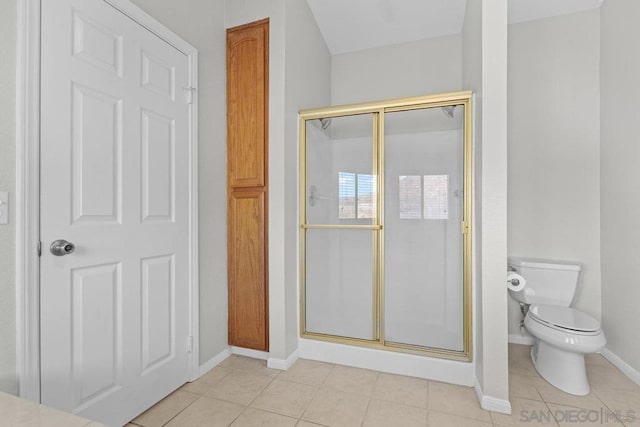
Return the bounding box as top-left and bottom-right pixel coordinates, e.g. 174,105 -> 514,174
128,344 -> 640,426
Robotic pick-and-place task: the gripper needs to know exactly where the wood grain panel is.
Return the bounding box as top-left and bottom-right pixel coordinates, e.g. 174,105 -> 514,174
227,19 -> 269,351
227,20 -> 268,188
228,190 -> 267,350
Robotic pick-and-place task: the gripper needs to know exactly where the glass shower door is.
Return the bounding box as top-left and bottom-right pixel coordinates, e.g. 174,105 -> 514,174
302,113 -> 379,341
383,105 -> 465,351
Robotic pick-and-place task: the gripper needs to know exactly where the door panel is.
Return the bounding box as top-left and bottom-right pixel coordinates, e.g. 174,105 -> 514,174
71,262 -> 122,406
141,109 -> 175,222
141,255 -> 175,373
305,229 -> 375,340
228,191 -> 267,350
40,0 -> 191,425
227,22 -> 268,188
71,83 -> 122,224
384,106 -> 465,351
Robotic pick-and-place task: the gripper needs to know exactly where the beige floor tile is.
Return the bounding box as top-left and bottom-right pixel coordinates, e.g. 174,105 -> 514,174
509,344 -> 533,360
219,355 -> 281,378
593,387 -> 640,425
491,397 -> 557,426
278,359 -> 334,386
182,366 -> 232,395
363,399 -> 427,427
302,386 -> 370,427
295,422 -> 325,427
588,363 -> 640,393
132,390 -> 199,427
428,411 -> 493,427
509,345 -> 540,378
428,381 -> 491,423
585,353 -> 614,368
206,370 -> 274,405
164,396 -> 244,427
250,379 -> 317,418
231,407 -> 298,427
510,373 -> 542,401
323,365 -> 378,396
180,379 -> 212,396
372,373 -> 428,408
546,403 -> 624,426
534,377 -> 607,411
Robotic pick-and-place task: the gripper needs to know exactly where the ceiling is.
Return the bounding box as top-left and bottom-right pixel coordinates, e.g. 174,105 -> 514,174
306,0 -> 604,55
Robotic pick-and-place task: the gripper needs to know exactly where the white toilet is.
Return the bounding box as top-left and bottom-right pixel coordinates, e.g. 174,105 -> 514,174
508,257 -> 606,396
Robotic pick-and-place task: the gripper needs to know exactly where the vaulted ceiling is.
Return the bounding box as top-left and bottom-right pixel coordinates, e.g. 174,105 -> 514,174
306,0 -> 604,55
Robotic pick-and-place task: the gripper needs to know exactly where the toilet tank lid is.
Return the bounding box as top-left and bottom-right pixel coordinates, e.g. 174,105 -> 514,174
508,257 -> 581,271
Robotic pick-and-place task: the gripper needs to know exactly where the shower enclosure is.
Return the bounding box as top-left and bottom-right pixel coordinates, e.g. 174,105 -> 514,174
299,92 -> 473,360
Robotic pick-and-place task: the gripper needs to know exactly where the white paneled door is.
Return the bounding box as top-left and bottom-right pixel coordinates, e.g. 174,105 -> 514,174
40,0 -> 192,425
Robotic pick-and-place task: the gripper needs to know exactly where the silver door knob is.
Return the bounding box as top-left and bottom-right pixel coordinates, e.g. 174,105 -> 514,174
50,240 -> 75,256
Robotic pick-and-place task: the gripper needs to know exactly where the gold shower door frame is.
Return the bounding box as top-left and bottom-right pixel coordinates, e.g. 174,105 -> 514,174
299,91 -> 473,362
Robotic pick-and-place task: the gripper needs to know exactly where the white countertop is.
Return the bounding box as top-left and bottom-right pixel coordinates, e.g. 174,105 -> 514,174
0,392 -> 106,427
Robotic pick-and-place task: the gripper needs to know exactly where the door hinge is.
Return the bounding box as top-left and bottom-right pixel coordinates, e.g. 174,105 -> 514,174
461,221 -> 470,235
37,241 -> 42,257
187,335 -> 193,353
183,86 -> 196,104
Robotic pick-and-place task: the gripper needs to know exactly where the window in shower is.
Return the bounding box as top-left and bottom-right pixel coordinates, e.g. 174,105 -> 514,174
339,172 -> 376,219
299,92 -> 472,361
399,174 -> 449,220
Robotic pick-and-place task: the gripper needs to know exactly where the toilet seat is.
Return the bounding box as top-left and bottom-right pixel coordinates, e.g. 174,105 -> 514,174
528,304 -> 601,334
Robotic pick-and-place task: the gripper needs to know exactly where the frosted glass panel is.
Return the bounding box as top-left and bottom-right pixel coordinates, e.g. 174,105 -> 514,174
384,106 -> 464,351
305,229 -> 375,340
305,114 -> 376,225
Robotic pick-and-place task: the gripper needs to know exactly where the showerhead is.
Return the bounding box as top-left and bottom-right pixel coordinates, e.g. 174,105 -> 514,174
440,105 -> 456,119
320,118 -> 332,130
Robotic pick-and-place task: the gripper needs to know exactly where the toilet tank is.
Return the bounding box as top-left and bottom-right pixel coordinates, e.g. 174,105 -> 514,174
507,257 -> 581,306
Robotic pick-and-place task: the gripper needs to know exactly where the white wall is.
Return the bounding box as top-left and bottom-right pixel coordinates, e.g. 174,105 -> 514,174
0,0 -> 17,395
478,0 -> 510,408
331,34 -> 462,105
283,0 -> 332,358
600,0 -> 640,373
225,0 -> 331,363
462,0 -> 484,390
465,0 -> 511,409
507,10 -> 602,339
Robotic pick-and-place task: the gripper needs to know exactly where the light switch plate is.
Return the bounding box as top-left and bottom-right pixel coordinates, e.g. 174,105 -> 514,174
0,192 -> 8,224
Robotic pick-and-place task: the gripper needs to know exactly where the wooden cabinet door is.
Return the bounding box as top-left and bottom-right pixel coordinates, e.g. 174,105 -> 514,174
228,190 -> 267,350
227,20 -> 268,188
227,19 -> 269,351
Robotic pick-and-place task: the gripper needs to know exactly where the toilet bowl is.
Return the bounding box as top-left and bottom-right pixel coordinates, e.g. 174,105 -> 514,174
524,304 -> 606,395
508,257 -> 606,396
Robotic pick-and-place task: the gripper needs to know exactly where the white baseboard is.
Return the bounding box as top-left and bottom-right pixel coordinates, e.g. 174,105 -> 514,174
508,333 -> 535,346
195,347 -> 232,378
601,348 -> 640,386
474,378 -> 512,414
299,338 -> 474,386
268,350 -> 300,370
231,346 -> 269,360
